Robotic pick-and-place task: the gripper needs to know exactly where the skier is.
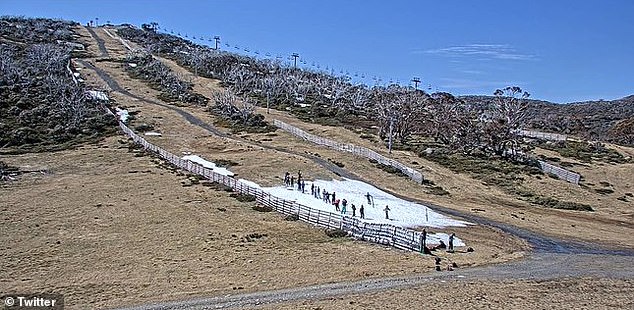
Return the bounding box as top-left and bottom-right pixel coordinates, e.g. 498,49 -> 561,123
334,199 -> 340,212
365,192 -> 372,205
384,205 -> 391,219
448,233 -> 455,252
341,199 -> 347,214
351,204 -> 356,217
360,204 -> 365,219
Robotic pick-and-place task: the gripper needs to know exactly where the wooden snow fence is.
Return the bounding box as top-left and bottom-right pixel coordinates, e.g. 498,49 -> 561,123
538,160 -> 581,184
517,129 -> 568,142
274,120 -> 424,184
116,119 -> 430,253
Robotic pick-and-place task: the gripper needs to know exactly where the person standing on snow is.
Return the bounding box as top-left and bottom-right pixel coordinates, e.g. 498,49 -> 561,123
351,204 -> 356,217
311,183 -> 315,196
360,205 -> 365,219
448,233 -> 455,252
332,191 -> 336,202
341,199 -> 347,214
384,205 -> 391,219
334,199 -> 340,212
365,192 -> 372,205
290,176 -> 295,188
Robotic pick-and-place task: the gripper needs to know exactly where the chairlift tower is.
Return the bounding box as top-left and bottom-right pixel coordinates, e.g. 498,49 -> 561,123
214,36 -> 221,50
411,77 -> 421,90
291,53 -> 299,68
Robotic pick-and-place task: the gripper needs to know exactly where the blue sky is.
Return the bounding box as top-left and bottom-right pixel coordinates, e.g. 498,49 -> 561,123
2,0 -> 633,103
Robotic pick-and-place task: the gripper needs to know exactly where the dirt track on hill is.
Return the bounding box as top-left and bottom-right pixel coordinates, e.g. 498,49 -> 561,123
76,26 -> 634,309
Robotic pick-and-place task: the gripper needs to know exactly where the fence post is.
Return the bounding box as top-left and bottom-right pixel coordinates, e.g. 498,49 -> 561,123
392,226 -> 397,246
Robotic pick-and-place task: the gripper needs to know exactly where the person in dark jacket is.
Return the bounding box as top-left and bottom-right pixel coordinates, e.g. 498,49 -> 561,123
448,233 -> 455,252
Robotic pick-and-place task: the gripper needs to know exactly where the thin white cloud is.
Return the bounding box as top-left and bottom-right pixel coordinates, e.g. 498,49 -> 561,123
459,69 -> 484,75
419,44 -> 537,61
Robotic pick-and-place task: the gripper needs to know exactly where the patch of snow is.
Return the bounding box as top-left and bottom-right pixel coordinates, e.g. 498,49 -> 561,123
128,63 -> 137,68
144,132 -> 162,136
261,178 -> 469,229
298,103 -> 311,108
115,107 -> 129,122
249,177 -> 469,246
238,179 -> 261,189
73,72 -> 81,78
86,90 -> 109,101
182,155 -> 235,177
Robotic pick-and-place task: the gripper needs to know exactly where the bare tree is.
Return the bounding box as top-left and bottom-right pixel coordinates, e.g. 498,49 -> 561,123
0,46 -> 21,85
260,75 -> 285,113
211,89 -> 254,124
371,85 -> 429,149
225,65 -> 256,95
484,86 -> 530,157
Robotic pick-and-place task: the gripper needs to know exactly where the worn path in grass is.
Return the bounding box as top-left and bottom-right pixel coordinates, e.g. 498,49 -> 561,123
80,27 -> 634,310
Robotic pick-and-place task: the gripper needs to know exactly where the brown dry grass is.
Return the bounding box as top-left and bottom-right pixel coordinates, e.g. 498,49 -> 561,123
0,137 -> 524,310
260,277 -> 634,310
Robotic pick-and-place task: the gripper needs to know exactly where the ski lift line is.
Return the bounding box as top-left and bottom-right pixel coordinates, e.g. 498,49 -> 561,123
154,26 -> 441,91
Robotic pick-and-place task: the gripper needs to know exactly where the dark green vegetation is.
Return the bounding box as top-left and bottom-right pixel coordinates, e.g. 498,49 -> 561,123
324,228 -> 348,238
369,159 -> 408,178
536,141 -> 630,164
0,17 -> 116,153
230,192 -> 256,202
417,144 -> 593,211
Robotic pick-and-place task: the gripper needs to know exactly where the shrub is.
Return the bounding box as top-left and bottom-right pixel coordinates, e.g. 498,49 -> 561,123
325,228 -> 348,238
252,205 -> 273,212
284,214 -> 299,221
594,188 -> 614,195
328,158 -> 345,168
230,193 -> 256,202
426,186 -> 450,196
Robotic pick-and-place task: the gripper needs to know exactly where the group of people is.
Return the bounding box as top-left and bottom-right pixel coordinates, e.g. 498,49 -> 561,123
284,171 -> 306,193
283,171 -> 369,219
